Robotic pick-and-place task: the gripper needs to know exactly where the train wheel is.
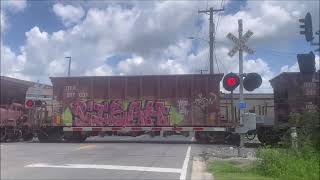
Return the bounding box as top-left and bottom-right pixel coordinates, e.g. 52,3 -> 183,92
64,132 -> 87,143
207,132 -> 226,144
5,127 -> 20,142
257,127 -> 281,145
225,133 -> 240,146
22,126 -> 34,141
37,132 -> 49,142
0,128 -> 7,142
38,127 -> 63,143
245,130 -> 256,140
195,132 -> 209,144
22,133 -> 34,141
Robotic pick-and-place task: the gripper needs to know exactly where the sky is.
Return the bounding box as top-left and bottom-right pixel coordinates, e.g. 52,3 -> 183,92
1,0 -> 319,93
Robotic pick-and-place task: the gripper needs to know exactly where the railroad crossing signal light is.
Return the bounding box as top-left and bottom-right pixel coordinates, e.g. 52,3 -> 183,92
25,100 -> 44,108
223,73 -> 240,91
299,12 -> 314,42
243,73 -> 262,91
34,100 -> 43,107
25,100 -> 34,108
297,51 -> 315,73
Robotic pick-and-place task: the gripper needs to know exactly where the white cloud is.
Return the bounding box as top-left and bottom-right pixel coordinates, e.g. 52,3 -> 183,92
85,64 -> 113,76
116,56 -> 146,75
53,3 -> 85,26
1,0 -> 27,13
1,0 -> 319,90
280,55 -> 320,73
0,43 -> 28,80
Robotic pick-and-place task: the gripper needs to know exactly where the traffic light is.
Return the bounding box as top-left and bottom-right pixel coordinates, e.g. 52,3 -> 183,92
243,73 -> 262,91
223,73 -> 240,91
299,12 -> 314,42
297,51 -> 315,73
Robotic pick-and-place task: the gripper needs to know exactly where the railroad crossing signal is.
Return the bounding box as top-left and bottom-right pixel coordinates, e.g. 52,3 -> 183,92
226,19 -> 255,126
227,30 -> 254,57
223,72 -> 262,92
25,100 -> 43,108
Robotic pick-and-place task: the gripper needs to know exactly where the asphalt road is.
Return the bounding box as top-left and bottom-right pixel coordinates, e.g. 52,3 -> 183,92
0,135 -> 256,180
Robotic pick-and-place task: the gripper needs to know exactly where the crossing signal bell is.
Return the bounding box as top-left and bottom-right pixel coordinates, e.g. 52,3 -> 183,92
223,72 -> 262,92
223,73 -> 240,91
299,12 -> 314,42
243,73 -> 262,91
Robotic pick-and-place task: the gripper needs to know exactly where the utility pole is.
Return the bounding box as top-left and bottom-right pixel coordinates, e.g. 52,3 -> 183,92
198,7 -> 224,74
65,56 -> 71,77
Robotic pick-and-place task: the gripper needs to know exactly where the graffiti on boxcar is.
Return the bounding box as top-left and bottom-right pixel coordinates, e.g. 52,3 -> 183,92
64,85 -> 88,98
193,92 -> 217,110
177,99 -> 189,115
57,86 -> 218,126
62,99 -> 174,126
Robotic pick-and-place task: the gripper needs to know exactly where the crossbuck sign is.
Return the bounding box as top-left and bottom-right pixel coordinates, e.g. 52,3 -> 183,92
227,30 -> 254,57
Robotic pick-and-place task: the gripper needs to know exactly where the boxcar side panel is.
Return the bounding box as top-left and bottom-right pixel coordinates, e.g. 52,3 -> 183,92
270,72 -> 320,127
50,74 -> 225,127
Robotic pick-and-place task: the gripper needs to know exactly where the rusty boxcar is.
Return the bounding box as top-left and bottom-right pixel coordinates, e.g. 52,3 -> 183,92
257,71 -> 320,144
34,74 -> 241,143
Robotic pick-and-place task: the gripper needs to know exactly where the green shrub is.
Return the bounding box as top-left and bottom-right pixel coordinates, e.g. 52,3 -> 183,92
288,112 -> 320,150
256,147 -> 320,180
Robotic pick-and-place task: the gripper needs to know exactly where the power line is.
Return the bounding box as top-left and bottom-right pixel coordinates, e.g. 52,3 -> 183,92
213,0 -> 225,74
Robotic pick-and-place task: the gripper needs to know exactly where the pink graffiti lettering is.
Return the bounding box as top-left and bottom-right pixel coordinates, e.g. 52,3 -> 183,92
67,99 -> 173,127
127,100 -> 143,126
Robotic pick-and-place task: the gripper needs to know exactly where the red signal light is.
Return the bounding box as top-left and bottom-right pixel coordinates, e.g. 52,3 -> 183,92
227,77 -> 237,87
223,73 -> 240,92
25,100 -> 34,108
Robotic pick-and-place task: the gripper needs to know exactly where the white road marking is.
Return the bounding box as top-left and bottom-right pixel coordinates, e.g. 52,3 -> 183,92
179,145 -> 191,180
25,163 -> 181,173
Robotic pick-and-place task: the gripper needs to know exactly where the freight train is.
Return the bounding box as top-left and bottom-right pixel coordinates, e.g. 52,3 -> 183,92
31,74 -> 247,144
1,72 -> 319,144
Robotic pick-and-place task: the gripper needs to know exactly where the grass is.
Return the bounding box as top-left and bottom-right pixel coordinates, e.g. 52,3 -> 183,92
209,160 -> 274,180
256,147 -> 319,180
209,146 -> 320,180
